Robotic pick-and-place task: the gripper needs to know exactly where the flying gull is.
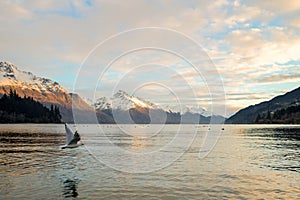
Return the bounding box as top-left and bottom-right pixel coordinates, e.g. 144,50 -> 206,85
61,123 -> 83,149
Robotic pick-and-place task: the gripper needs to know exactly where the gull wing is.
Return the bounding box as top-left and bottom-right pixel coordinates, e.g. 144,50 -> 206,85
65,124 -> 74,145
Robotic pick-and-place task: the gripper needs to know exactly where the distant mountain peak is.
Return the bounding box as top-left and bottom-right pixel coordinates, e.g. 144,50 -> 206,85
93,90 -> 161,111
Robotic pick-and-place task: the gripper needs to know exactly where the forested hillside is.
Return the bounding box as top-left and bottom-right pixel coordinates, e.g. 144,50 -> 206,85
0,90 -> 62,123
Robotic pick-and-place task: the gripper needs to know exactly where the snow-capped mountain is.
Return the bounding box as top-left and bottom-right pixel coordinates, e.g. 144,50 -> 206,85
0,61 -> 93,122
90,90 -> 225,124
163,105 -> 211,116
0,61 -> 68,94
92,90 -> 211,116
93,90 -> 161,111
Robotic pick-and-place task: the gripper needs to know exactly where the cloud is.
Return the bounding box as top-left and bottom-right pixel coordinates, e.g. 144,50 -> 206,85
257,69 -> 300,83
246,0 -> 300,13
288,16 -> 300,28
225,3 -> 272,28
224,27 -> 300,66
0,1 -> 33,20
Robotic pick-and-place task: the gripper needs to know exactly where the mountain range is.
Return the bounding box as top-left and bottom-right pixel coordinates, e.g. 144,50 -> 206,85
91,90 -> 223,124
0,61 -> 224,124
1,61 -> 299,124
92,90 -> 210,116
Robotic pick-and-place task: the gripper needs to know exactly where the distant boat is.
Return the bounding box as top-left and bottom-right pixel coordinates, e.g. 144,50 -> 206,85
61,124 -> 83,149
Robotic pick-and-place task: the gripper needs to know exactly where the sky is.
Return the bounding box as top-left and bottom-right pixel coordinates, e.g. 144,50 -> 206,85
1,0 -> 300,116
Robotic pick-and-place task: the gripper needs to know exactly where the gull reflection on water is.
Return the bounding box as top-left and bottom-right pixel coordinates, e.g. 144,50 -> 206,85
62,178 -> 79,198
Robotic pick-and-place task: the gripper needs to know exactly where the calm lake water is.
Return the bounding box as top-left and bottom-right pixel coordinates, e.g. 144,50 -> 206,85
0,124 -> 299,199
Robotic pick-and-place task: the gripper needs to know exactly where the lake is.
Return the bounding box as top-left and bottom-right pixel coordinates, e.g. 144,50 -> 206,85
0,124 -> 299,199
